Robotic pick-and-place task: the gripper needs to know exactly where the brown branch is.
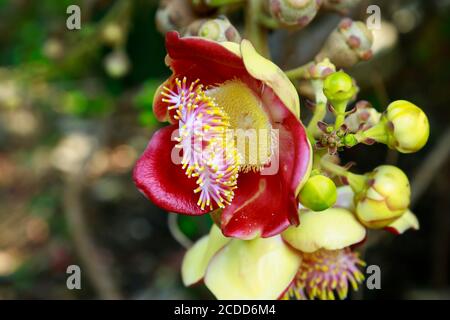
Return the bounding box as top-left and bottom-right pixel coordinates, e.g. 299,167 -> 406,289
63,139 -> 123,300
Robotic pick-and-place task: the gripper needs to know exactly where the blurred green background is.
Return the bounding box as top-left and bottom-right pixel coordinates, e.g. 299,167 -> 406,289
0,0 -> 449,299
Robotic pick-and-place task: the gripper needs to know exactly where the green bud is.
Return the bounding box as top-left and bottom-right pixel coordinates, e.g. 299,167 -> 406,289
323,71 -> 357,104
343,134 -> 358,147
298,175 -> 337,211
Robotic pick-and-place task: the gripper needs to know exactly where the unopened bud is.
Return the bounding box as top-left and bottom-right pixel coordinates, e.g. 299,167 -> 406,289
316,18 -> 373,68
307,58 -> 336,80
101,23 -> 124,47
104,50 -> 130,78
353,165 -> 411,229
185,16 -> 241,43
266,0 -> 322,29
358,100 -> 429,153
345,100 -> 381,132
323,71 -> 357,104
298,175 -> 337,211
384,100 -> 429,153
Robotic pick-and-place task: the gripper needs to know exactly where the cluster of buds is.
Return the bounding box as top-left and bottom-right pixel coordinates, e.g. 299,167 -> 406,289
316,18 -> 373,68
265,0 -> 322,29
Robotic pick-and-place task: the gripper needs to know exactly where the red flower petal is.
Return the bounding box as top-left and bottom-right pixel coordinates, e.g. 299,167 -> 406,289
133,125 -> 207,215
153,32 -> 248,123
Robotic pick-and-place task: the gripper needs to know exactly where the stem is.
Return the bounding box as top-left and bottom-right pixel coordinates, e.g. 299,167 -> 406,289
285,61 -> 315,80
168,214 -> 193,249
333,101 -> 348,130
205,0 -> 244,6
245,0 -> 270,58
354,121 -> 388,144
320,157 -> 367,192
258,14 -> 280,29
307,79 -> 327,138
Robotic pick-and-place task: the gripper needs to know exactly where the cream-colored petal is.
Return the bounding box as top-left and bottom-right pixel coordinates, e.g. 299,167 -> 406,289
220,41 -> 241,57
204,236 -> 301,300
386,210 -> 419,234
240,40 -> 300,118
181,225 -> 230,286
282,208 -> 366,253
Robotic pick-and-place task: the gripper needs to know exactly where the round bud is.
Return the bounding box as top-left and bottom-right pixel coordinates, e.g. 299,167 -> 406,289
316,18 -> 373,68
307,58 -> 336,80
345,100 -> 381,132
323,71 -> 357,104
104,50 -> 130,78
101,23 -> 124,47
266,0 -> 322,29
185,16 -> 241,43
384,100 -> 429,153
354,165 -> 410,229
299,175 -> 337,211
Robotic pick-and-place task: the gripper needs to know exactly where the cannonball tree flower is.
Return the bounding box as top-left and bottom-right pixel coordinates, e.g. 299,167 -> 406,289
133,32 -> 312,239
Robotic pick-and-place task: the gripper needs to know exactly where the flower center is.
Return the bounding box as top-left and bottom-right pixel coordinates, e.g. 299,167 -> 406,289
162,78 -> 239,210
206,80 -> 274,172
283,248 -> 366,300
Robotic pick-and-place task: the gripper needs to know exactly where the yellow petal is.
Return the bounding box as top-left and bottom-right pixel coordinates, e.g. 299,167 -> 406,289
240,39 -> 300,118
181,225 -> 230,286
386,210 -> 419,234
204,236 -> 301,300
282,208 -> 366,253
220,41 -> 241,57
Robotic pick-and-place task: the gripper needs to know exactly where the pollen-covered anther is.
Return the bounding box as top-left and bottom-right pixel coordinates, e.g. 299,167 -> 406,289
162,77 -> 239,211
284,248 -> 366,300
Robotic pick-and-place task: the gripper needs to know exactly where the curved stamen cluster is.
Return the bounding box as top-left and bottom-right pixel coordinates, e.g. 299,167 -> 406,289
162,77 -> 239,210
284,248 -> 366,300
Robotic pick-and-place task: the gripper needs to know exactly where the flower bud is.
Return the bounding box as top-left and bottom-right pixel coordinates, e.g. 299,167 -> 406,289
353,165 -> 411,229
184,16 -> 241,43
316,18 -> 373,68
323,71 -> 357,104
101,23 -> 124,47
266,0 -> 322,29
344,100 -> 381,132
357,100 -> 430,153
307,58 -> 336,80
384,100 -> 429,153
155,0 -> 197,34
322,0 -> 362,14
298,175 -> 337,211
104,50 -> 130,78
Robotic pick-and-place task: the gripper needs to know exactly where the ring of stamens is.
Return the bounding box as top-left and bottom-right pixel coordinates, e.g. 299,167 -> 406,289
162,77 -> 239,210
283,248 -> 366,300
